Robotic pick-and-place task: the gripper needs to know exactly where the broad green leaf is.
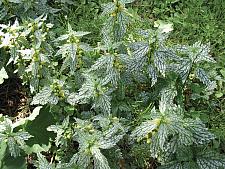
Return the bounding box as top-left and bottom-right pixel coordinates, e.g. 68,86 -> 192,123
24,143 -> 51,154
25,106 -> 56,146
13,106 -> 42,128
0,141 -> 7,168
1,153 -> 26,169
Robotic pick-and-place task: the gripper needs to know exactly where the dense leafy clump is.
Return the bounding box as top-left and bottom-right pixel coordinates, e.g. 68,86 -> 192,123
0,0 -> 225,168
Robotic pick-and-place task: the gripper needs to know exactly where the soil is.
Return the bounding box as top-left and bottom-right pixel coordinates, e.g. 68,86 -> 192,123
0,77 -> 31,121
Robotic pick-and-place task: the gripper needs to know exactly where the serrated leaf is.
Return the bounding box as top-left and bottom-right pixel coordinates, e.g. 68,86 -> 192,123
57,43 -> 77,74
7,137 -> 20,157
67,74 -> 95,105
101,2 -> 116,16
129,42 -> 149,72
69,152 -> 91,168
91,146 -> 110,169
88,55 -> 113,72
158,124 -> 168,149
154,51 -> 167,77
36,153 -> 55,169
93,93 -> 111,115
120,0 -> 135,4
131,120 -> 158,139
195,68 -> 212,89
159,88 -> 177,113
185,119 -> 215,144
130,42 -> 149,58
191,42 -> 216,63
172,59 -> 192,83
114,12 -> 127,41
147,65 -> 158,87
74,31 -> 90,37
31,87 -> 52,105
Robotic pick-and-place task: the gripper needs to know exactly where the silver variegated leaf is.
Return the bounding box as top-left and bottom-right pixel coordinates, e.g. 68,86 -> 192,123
102,67 -> 120,86
120,0 -> 136,4
191,42 -> 215,63
93,93 -> 111,115
56,43 -> 77,74
150,134 -> 161,158
130,41 -> 149,58
154,51 -> 167,77
195,68 -> 212,89
159,88 -> 177,113
174,59 -> 192,83
101,17 -> 114,45
91,146 -> 111,169
197,158 -> 225,169
31,87 -> 52,105
196,151 -> 225,169
128,42 -> 149,72
185,119 -> 215,144
67,73 -> 95,105
14,131 -> 33,146
147,65 -> 158,87
7,137 -> 20,157
89,55 -> 113,72
158,124 -> 168,149
69,152 -> 91,168
114,12 -> 128,41
131,120 -> 158,139
99,123 -> 125,149
36,153 -> 55,169
101,2 -> 116,16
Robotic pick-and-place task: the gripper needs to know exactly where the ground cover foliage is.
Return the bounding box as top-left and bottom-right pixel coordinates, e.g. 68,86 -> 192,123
0,0 -> 225,168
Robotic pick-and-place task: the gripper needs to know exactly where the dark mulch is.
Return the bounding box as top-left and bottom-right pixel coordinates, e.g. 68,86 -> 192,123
0,77 -> 31,121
